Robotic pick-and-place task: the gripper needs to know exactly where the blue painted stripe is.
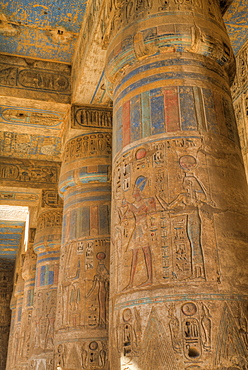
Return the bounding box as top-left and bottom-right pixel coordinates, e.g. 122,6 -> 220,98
179,86 -> 198,131
114,71 -> 229,107
114,58 -> 226,94
64,194 -> 111,211
78,206 -> 90,237
150,88 -> 165,135
99,205 -> 110,235
115,106 -> 123,154
141,91 -> 151,138
37,257 -> 60,264
130,95 -> 142,142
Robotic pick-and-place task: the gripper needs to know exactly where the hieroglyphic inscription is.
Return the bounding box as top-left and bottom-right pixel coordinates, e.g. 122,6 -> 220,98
112,137 -> 218,292
37,211 -> 63,232
72,105 -> 112,129
0,63 -> 70,93
0,131 -> 61,160
0,105 -> 63,128
57,238 -> 110,330
63,133 -> 112,163
0,157 -> 60,188
42,190 -> 63,208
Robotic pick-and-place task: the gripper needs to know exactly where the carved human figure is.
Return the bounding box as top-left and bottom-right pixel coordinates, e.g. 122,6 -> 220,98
120,176 -> 156,289
86,253 -> 109,328
157,156 -> 207,279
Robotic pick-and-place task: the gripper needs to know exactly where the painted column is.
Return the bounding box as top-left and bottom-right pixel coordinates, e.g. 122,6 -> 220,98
56,105 -> 112,370
18,229 -> 37,370
103,1 -> 248,369
7,269 -> 25,370
0,260 -> 14,370
29,209 -> 62,370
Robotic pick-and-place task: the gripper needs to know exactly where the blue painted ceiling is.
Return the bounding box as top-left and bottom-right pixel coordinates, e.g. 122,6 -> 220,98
224,0 -> 248,54
0,0 -> 246,63
0,220 -> 25,260
0,0 -> 87,63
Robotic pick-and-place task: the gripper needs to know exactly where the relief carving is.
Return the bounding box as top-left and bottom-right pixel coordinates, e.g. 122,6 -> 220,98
0,62 -> 70,93
72,105 -> 112,129
0,157 -> 60,186
42,190 -> 63,208
120,175 -> 156,289
63,133 -> 112,163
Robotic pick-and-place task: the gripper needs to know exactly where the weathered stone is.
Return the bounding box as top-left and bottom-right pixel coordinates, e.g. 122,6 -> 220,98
104,0 -> 248,369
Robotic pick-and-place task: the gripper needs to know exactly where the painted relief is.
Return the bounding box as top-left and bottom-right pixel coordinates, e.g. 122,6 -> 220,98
115,307 -> 142,366
0,157 -> 60,187
0,62 -> 70,93
55,340 -> 108,370
214,302 -> 248,369
32,290 -> 57,351
42,190 -> 63,208
120,176 -> 156,289
0,105 -> 63,128
63,133 -> 112,163
113,86 -> 238,155
0,131 -> 61,161
57,238 -> 110,330
112,137 -> 218,291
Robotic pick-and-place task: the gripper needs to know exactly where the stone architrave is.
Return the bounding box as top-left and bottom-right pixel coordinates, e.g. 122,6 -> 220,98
103,1 -> 248,369
55,105 -> 112,370
28,209 -> 62,370
0,260 -> 14,370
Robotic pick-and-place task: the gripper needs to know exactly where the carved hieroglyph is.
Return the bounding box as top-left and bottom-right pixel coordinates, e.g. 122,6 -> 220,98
56,117 -> 112,369
104,0 -> 248,369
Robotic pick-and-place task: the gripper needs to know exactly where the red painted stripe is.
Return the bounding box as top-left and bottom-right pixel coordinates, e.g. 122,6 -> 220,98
123,100 -> 131,146
87,165 -> 98,173
90,205 -> 98,236
164,88 -> 180,132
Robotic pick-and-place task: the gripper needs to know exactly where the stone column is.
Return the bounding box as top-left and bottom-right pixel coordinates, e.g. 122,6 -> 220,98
18,229 -> 37,370
55,105 -> 112,370
29,209 -> 62,370
103,1 -> 248,369
6,297 -> 17,370
0,260 -> 14,370
7,270 -> 25,370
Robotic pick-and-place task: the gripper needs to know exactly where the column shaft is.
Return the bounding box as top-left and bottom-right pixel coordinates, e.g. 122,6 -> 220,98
0,260 -> 14,370
56,113 -> 112,370
104,1 -> 248,369
29,209 -> 62,370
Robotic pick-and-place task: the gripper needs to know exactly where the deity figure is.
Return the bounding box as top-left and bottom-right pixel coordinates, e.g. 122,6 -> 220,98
120,176 -> 156,289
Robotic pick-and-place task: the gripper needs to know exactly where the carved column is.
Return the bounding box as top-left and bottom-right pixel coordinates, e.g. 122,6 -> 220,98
7,269 -> 25,370
29,209 -> 62,370
18,229 -> 37,370
55,105 -> 112,370
232,40 -> 248,182
0,260 -> 14,370
103,1 -> 248,369
6,297 -> 17,370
